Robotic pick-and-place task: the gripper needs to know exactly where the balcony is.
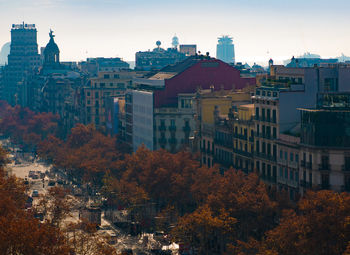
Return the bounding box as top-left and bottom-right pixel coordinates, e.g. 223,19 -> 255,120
233,133 -> 247,140
233,149 -> 252,158
317,184 -> 330,190
168,138 -> 177,144
169,126 -> 176,132
255,152 -> 276,162
158,125 -> 166,132
300,180 -> 311,188
342,165 -> 350,172
158,138 -> 167,144
183,125 -> 191,132
260,174 -> 277,184
306,162 -> 312,169
214,139 -> 233,148
318,164 -> 330,171
341,185 -> 350,192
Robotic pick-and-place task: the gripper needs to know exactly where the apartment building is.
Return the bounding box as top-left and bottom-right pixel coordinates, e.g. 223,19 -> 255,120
83,71 -> 139,131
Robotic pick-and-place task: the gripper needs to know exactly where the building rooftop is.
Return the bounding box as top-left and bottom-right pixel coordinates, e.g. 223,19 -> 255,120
160,55 -> 212,74
298,108 -> 350,113
12,23 -> 36,30
239,104 -> 254,109
149,72 -> 177,80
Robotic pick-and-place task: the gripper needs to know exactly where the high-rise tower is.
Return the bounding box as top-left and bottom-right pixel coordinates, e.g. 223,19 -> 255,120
216,35 -> 235,64
2,23 -> 40,104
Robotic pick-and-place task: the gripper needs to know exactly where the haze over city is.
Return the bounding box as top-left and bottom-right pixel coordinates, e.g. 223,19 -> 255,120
1,0 -> 350,64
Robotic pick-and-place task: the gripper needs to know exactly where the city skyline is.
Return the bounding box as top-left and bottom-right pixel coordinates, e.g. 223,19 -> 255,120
1,0 -> 350,64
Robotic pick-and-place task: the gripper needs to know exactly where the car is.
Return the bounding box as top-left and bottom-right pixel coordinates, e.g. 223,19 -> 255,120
32,190 -> 39,197
29,171 -> 35,178
48,180 -> 56,186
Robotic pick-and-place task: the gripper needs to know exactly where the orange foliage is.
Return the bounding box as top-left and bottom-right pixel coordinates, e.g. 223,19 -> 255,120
259,190 -> 350,255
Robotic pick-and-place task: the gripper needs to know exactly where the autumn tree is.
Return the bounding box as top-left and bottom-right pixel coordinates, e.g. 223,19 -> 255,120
37,186 -> 74,228
258,190 -> 350,255
0,146 -> 70,254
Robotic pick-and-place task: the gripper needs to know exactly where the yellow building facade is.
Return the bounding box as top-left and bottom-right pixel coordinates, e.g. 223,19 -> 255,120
232,104 -> 255,172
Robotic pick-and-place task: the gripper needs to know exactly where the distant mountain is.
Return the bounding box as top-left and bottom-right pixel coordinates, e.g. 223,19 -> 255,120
0,42 -> 10,65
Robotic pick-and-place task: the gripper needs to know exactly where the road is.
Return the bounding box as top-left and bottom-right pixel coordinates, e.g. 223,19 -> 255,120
3,141 -> 179,254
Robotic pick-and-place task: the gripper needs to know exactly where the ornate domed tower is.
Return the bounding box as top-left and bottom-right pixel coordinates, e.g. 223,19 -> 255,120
44,29 -> 60,68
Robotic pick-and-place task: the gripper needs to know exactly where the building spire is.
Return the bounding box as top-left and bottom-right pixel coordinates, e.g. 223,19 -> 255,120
49,29 -> 55,39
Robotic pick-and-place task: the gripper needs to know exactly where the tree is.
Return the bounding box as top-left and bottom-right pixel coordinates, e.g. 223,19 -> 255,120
37,186 -> 74,228
259,190 -> 350,255
0,147 -> 70,254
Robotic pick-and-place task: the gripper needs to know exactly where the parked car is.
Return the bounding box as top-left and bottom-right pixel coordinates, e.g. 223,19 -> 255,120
32,190 -> 39,197
25,196 -> 33,209
48,180 -> 56,186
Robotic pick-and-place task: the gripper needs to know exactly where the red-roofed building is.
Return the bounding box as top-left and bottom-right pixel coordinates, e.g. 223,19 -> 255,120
125,55 -> 256,152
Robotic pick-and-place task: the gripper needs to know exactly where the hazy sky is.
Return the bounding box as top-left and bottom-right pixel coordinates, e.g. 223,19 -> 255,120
1,0 -> 350,64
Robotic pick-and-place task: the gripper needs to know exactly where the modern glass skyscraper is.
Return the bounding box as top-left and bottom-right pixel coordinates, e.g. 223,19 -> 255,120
216,36 -> 235,64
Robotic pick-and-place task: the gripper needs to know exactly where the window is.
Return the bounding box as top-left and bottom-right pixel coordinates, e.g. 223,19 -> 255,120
255,107 -> 259,119
285,168 -> 288,179
290,170 -> 294,180
114,74 -> 120,78
87,91 -> 91,97
95,92 -> 99,98
262,125 -> 265,137
262,108 -> 265,121
262,142 -> 266,154
285,151 -> 288,160
262,163 -> 266,176
103,74 -> 110,79
280,150 -> 283,159
309,173 -> 313,185
279,167 -> 283,177
321,155 -> 329,169
170,119 -> 175,126
321,174 -> 330,188
272,109 -> 276,123
345,157 -> 350,168
100,83 -> 105,87
295,171 -> 299,182
290,153 -> 294,162
267,109 -> 271,121
273,127 -> 277,139
295,154 -> 299,162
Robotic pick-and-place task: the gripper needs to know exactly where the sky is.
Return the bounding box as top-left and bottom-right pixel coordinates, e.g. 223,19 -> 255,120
1,0 -> 350,65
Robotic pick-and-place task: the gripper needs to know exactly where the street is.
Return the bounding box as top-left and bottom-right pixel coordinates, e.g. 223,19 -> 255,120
3,141 -> 179,254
